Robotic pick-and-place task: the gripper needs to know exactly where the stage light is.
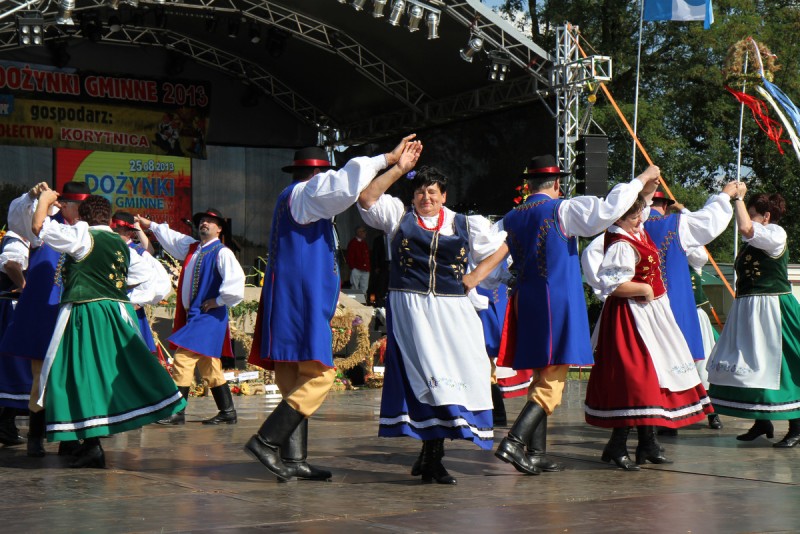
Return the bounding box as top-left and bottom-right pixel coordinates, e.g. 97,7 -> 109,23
249,22 -> 261,44
17,12 -> 45,47
352,0 -> 368,11
107,0 -> 120,9
426,11 -> 439,39
388,0 -> 405,26
227,17 -> 240,38
56,0 -> 75,26
108,15 -> 122,32
459,34 -> 483,63
372,0 -> 387,18
407,5 -> 423,32
487,50 -> 511,82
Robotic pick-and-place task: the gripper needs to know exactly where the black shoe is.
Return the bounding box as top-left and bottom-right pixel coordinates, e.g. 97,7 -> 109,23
245,400 -> 305,481
601,428 -> 640,471
0,416 -> 25,446
737,420 -> 774,441
280,419 -> 330,481
526,414 -> 564,472
202,385 -> 237,425
410,441 -> 425,476
58,440 -> 82,456
636,426 -> 673,465
708,414 -> 723,430
773,419 -> 800,448
244,434 -> 294,482
494,401 -> 545,476
69,442 -> 105,468
420,439 -> 457,485
156,412 -> 185,425
27,436 -> 45,458
26,410 -> 46,457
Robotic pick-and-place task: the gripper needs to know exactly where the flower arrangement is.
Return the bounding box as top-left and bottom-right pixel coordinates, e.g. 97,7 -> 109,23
723,39 -> 779,87
513,182 -> 532,205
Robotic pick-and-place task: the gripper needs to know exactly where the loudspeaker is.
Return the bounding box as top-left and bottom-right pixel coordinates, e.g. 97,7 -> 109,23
575,135 -> 609,197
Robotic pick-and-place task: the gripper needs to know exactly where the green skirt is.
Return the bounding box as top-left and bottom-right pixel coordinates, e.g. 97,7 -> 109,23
709,294 -> 800,421
45,300 -> 185,441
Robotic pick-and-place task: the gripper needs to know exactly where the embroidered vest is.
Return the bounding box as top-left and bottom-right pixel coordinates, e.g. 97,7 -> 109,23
61,230 -> 130,304
735,242 -> 790,297
604,230 -> 666,298
388,209 -> 470,297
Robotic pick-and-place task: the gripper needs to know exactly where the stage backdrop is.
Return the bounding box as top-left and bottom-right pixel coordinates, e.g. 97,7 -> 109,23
0,60 -> 210,159
55,148 -> 192,231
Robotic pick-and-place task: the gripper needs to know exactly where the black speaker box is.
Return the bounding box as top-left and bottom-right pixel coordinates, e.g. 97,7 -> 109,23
575,135 -> 609,197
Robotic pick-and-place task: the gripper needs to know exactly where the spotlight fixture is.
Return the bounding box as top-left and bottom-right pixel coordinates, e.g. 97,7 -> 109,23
248,22 -> 261,44
108,15 -> 122,32
56,0 -> 75,26
227,17 -> 241,38
487,50 -> 511,82
426,11 -> 439,39
372,0 -> 387,18
107,0 -> 120,9
17,11 -> 45,47
459,34 -> 483,63
352,0 -> 368,11
387,0 -> 404,26
337,0 -> 347,3
407,4 -> 423,32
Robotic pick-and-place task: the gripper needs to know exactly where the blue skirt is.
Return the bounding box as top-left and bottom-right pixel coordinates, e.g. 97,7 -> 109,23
136,307 -> 157,352
0,298 -> 32,409
378,303 -> 494,450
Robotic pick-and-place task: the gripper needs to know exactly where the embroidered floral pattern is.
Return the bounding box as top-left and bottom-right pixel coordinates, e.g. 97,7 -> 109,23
427,375 -> 469,391
669,361 -> 697,375
450,246 -> 467,279
109,249 -> 127,289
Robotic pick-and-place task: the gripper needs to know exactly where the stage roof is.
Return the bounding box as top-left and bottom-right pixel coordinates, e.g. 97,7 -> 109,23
0,0 -> 553,145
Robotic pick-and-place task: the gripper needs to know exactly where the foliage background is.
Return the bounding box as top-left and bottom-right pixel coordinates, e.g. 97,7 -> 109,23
489,0 -> 800,262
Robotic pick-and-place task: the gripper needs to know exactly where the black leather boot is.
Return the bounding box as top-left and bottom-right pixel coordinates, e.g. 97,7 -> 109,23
491,383 -> 507,426
202,385 -> 238,425
527,414 -> 564,472
58,440 -> 82,456
635,426 -> 673,465
156,386 -> 189,425
420,438 -> 457,485
244,400 -> 304,481
69,437 -> 105,468
410,440 -> 425,476
494,401 -> 543,475
708,413 -> 723,429
281,419 -> 331,481
0,408 -> 24,446
737,419 -> 774,441
27,410 -> 46,458
601,427 -> 639,471
774,419 -> 800,448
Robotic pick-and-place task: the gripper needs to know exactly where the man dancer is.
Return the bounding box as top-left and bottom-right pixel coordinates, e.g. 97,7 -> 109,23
0,181 -> 89,457
137,208 -> 245,426
494,155 -> 660,475
246,136 -> 420,482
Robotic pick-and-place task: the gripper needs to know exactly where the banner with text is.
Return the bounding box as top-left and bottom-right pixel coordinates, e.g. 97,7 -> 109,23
0,60 -> 210,159
55,149 -> 192,231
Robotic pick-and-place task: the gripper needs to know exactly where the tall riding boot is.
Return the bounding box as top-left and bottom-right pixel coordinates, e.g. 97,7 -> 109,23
527,414 -> 564,472
202,385 -> 238,425
420,438 -> 457,485
635,425 -> 673,465
774,418 -> 800,448
737,419 -> 774,441
601,427 -> 639,471
410,440 -> 425,476
27,410 -> 46,457
244,400 -> 305,481
491,383 -> 507,426
494,401 -> 544,475
157,386 -> 189,425
0,407 -> 24,446
281,419 -> 331,481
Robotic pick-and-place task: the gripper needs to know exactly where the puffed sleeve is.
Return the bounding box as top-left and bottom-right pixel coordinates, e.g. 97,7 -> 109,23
598,240 -> 638,298
358,193 -> 406,236
686,246 -> 709,273
38,220 -> 92,260
581,233 -> 606,301
0,234 -> 29,272
467,214 -> 507,263
744,223 -> 786,257
150,222 -> 196,261
677,193 -> 733,249
558,178 -> 644,238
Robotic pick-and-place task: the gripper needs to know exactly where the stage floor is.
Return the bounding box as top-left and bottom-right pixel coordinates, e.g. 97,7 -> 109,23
3,381 -> 800,533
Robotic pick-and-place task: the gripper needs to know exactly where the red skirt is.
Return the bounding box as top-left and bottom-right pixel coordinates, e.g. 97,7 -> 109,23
584,297 -> 712,428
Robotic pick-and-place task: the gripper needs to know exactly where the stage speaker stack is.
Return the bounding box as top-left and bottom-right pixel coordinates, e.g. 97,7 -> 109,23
575,134 -> 609,197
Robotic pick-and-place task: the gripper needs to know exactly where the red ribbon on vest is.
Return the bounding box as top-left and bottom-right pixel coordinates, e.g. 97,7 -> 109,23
726,86 -> 791,155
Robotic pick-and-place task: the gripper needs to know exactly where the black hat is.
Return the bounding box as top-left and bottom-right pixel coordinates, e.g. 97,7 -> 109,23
193,208 -> 225,228
281,147 -> 335,173
110,211 -> 137,230
520,154 -> 571,180
60,181 -> 91,201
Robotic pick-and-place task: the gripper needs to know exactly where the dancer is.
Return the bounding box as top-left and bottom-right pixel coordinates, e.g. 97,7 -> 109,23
707,187 -> 800,447
584,196 -> 712,470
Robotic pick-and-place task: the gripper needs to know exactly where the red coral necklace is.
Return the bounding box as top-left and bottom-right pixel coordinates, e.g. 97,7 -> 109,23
415,210 -> 445,231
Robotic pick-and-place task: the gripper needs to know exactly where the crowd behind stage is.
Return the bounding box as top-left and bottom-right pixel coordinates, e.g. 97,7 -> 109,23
0,134 -> 798,484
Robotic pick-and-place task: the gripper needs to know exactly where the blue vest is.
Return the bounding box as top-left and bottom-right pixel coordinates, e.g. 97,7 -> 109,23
127,241 -> 157,352
389,210 -> 470,296
0,214 -> 65,361
644,212 -> 704,360
256,182 -> 340,367
168,240 -> 230,358
502,194 -> 593,368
